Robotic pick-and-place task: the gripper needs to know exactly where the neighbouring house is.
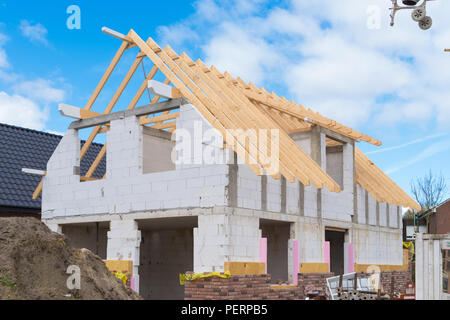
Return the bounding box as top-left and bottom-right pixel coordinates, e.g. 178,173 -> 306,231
0,122 -> 105,218
428,198 -> 450,235
34,29 -> 419,300
407,198 -> 450,238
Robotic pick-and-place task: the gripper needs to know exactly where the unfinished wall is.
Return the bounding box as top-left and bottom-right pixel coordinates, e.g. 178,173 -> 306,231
388,204 -> 398,228
296,218 -> 323,263
142,127 -> 175,174
61,223 -> 108,259
41,105 -> 230,220
266,177 -> 282,213
237,163 -> 261,210
352,226 -> 403,266
139,227 -> 193,300
355,184 -> 367,224
194,215 -> 261,273
286,181 -> 300,215
367,193 -> 377,226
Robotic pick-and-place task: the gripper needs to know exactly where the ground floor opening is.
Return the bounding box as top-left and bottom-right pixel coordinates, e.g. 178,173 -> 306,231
260,219 -> 290,284
325,229 -> 346,275
137,216 -> 197,300
61,221 -> 109,259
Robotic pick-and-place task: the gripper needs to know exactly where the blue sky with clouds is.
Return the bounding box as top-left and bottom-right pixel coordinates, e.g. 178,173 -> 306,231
0,0 -> 449,204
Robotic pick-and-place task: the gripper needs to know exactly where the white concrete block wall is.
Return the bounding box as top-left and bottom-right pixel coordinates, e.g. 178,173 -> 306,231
304,185 -> 317,217
322,189 -> 353,222
379,202 -> 387,227
237,163 -> 261,210
194,215 -> 260,273
107,116 -> 143,179
42,104 -> 231,219
296,220 -> 323,263
267,176 -> 281,212
322,141 -> 354,222
356,184 -> 366,224
389,204 -> 398,228
107,220 -> 141,292
286,181 -> 299,214
291,132 -> 311,155
353,226 -> 402,265
175,104 -> 228,170
367,193 -> 377,226
42,129 -> 80,219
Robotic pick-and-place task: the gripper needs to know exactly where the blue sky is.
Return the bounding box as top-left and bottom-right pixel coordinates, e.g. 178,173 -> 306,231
0,0 -> 449,204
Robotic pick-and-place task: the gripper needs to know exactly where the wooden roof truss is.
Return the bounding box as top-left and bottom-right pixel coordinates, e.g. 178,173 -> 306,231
32,28 -> 420,210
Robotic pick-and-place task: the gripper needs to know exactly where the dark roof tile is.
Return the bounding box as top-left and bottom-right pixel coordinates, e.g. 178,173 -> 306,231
0,123 -> 106,210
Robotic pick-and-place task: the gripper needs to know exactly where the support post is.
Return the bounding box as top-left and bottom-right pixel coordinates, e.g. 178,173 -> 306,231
324,241 -> 330,272
344,242 -> 354,274
260,237 -> 267,274
288,239 -> 299,285
107,220 -> 141,293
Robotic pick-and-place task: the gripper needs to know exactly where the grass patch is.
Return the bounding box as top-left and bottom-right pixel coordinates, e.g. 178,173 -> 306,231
0,275 -> 16,290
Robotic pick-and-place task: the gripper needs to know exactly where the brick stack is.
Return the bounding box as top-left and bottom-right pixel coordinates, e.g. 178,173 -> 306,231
298,272 -> 335,299
184,272 -> 333,300
356,270 -> 411,294
266,286 -> 302,300
185,274 -> 272,300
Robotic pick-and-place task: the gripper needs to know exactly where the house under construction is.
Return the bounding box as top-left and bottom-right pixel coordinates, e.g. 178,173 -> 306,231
34,28 -> 419,300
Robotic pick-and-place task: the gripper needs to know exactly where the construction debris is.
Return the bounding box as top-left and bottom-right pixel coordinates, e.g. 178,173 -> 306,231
0,217 -> 141,300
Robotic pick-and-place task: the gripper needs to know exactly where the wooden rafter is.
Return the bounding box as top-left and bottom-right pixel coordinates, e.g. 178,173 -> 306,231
236,81 -> 380,146
33,36 -> 162,198
34,28 -> 419,210
355,148 -> 420,210
129,31 -> 264,176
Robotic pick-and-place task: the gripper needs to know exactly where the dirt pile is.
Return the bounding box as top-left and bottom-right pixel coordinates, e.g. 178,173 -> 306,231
0,217 -> 141,300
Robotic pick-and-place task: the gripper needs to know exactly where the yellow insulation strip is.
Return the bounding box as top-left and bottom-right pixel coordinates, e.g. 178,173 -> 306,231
179,271 -> 231,285
112,272 -> 128,285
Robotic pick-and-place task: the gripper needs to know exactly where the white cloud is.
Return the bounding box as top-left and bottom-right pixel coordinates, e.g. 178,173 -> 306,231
13,78 -> 65,103
202,23 -> 282,84
0,31 -> 9,69
156,0 -> 450,131
19,20 -> 49,46
0,30 -> 66,132
157,24 -> 199,48
0,91 -> 48,130
45,129 -> 64,136
0,48 -> 8,69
